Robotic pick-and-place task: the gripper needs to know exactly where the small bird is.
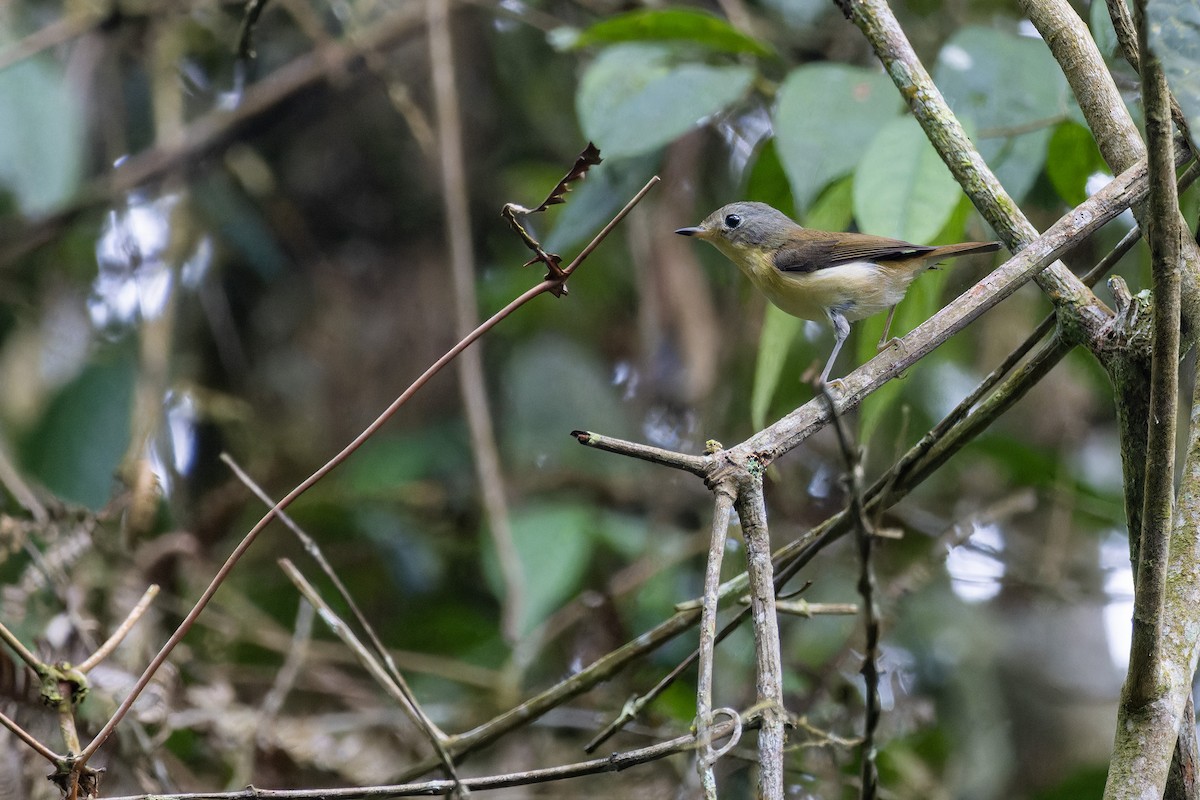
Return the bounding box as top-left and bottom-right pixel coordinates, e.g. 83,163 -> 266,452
676,201 -> 1001,384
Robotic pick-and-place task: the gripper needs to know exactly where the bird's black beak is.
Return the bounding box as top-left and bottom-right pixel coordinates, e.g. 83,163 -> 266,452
675,226 -> 703,237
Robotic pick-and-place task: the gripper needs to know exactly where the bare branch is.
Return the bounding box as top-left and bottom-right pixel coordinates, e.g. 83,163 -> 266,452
77,585 -> 160,673
823,392 -> 880,800
1020,0 -> 1200,335
0,618 -> 43,674
734,478 -> 785,800
104,714 -> 744,799
696,485 -> 736,798
1104,2 -> 1194,795
279,559 -> 461,784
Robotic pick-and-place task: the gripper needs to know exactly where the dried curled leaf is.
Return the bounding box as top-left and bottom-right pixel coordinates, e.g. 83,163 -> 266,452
530,142 -> 602,213
500,143 -> 603,295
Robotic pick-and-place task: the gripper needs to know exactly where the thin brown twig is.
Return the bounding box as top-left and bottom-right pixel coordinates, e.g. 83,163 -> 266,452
105,714 -> 745,800
77,585 -> 160,673
219,453 -> 430,721
822,390 -> 880,800
279,559 -> 462,780
74,175 -> 660,769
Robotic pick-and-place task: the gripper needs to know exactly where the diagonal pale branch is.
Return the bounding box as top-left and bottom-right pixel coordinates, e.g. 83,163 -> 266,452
279,559 -> 462,783
737,153 -> 1156,464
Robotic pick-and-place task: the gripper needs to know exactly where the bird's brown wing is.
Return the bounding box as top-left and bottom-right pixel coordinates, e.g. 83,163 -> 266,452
772,231 -> 936,274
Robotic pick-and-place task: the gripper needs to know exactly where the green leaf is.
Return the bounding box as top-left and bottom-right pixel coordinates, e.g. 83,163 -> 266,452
934,26 -> 1071,202
745,139 -> 796,219
802,175 -> 854,232
483,503 -> 595,636
0,57 -> 84,215
21,347 -> 135,509
751,304 -> 803,429
853,116 -> 964,242
544,154 -> 660,252
573,9 -> 774,59
577,44 -> 755,159
1046,121 -> 1108,206
774,64 -> 902,211
1148,0 -> 1200,153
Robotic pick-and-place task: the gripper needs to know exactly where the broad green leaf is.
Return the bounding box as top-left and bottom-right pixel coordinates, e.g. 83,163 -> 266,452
934,27 -> 1071,202
0,58 -> 84,215
1147,0 -> 1200,153
751,304 -> 802,429
745,139 -> 796,218
483,503 -> 595,636
774,64 -> 902,211
545,154 -> 659,252
21,347 -> 135,509
1046,121 -> 1108,206
573,9 -> 774,59
802,175 -> 854,232
577,44 -> 755,159
853,116 -> 963,242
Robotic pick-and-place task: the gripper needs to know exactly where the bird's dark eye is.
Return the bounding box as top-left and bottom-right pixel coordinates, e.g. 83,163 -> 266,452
724,214 -> 742,229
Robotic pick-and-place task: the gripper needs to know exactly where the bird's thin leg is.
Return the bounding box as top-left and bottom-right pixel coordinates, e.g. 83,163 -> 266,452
876,306 -> 900,352
820,309 -> 851,386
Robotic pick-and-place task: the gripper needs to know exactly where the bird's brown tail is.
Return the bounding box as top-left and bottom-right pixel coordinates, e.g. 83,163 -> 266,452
927,241 -> 1003,261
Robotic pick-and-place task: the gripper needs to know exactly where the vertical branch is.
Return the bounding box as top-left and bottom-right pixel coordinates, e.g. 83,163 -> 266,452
696,484 -> 736,798
1021,0 -> 1200,335
824,394 -> 880,800
734,471 -> 785,800
1104,3 -> 1194,796
427,0 -> 525,645
1127,0 -> 1181,712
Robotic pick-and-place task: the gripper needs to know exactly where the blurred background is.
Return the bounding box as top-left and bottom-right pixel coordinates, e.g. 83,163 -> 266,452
0,0 -> 1196,796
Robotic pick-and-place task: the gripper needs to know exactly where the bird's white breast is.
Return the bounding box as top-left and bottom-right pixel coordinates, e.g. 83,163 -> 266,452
752,260 -> 919,322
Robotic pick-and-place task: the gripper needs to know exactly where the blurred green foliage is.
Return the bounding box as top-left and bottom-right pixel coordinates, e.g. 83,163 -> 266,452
0,0 -> 1194,796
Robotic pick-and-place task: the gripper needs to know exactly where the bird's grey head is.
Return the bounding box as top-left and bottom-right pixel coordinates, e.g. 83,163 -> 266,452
676,202 -> 800,248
